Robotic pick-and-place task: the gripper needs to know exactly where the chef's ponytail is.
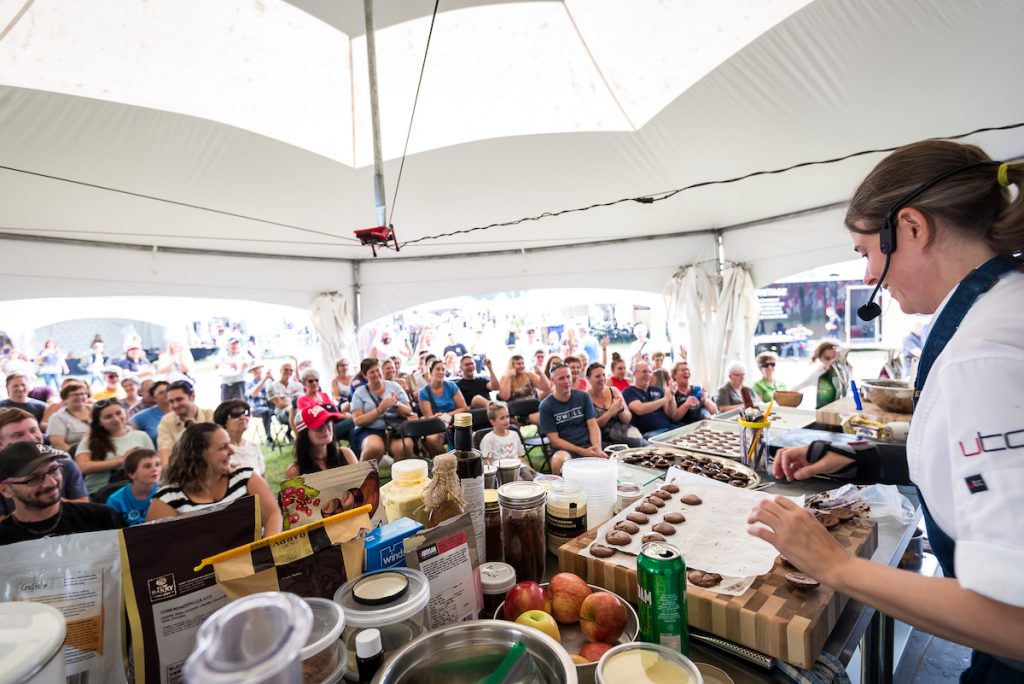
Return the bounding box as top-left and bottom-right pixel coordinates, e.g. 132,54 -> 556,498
990,161 -> 1024,262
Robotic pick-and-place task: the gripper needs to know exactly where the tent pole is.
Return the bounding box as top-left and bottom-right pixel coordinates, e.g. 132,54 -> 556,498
364,0 -> 387,227
353,261 -> 362,329
714,229 -> 725,289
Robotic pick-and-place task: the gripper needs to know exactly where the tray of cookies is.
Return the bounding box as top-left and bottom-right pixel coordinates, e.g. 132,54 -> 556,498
611,446 -> 760,489
651,420 -> 788,460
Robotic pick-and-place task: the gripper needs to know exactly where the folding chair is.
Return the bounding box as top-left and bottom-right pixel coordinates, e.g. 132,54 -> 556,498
397,417 -> 447,460
469,407 -> 491,431
506,399 -> 553,473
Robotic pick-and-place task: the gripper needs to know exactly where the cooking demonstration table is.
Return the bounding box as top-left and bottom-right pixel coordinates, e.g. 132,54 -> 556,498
816,395 -> 913,428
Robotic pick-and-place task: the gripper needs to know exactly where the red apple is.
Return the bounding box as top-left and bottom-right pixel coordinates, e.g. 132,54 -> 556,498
503,581 -> 551,622
549,572 -> 592,623
578,642 -> 615,662
515,609 -> 561,643
579,591 -> 627,643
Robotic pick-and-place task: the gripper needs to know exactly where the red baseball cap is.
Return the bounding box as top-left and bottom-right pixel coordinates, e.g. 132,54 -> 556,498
295,404 -> 342,432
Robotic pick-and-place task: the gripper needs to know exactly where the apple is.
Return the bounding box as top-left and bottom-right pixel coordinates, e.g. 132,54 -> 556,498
503,581 -> 551,622
578,642 -> 615,662
515,609 -> 561,643
549,573 -> 592,624
579,591 -> 627,643
570,654 -> 589,665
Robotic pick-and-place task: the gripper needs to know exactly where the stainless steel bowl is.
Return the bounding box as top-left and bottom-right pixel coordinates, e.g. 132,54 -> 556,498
371,619 -> 577,684
860,379 -> 914,413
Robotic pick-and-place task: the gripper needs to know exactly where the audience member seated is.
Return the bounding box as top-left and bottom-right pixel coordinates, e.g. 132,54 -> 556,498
114,345 -> 154,378
121,376 -> 142,412
76,399 -> 154,497
157,340 -> 195,382
296,369 -> 354,443
456,354 -> 498,409
499,355 -> 550,424
0,408 -> 89,517
45,380 -> 91,452
622,361 -> 683,438
418,360 -> 470,455
331,358 -> 354,405
608,353 -> 631,392
246,365 -> 274,443
105,448 -> 162,526
715,362 -> 757,412
216,337 -> 251,401
381,358 -> 412,399
156,380 -> 214,465
443,331 -> 469,358
442,351 -> 459,379
127,379 -> 156,418
350,359 -> 416,463
669,362 -> 717,425
479,401 -> 536,478
146,422 -> 281,537
565,355 -> 588,391
530,349 -> 548,377
268,362 -> 303,430
92,366 -> 127,401
539,363 -> 603,475
1,372 -> 48,423
131,380 -> 170,445
542,354 -> 564,381
214,400 -> 266,477
0,442 -> 123,545
586,362 -> 645,447
284,405 -> 358,479
406,352 -> 433,397
752,352 -> 786,403
651,368 -> 671,390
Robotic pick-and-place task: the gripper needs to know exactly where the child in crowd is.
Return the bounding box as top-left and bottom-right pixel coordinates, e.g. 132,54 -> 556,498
105,448 -> 162,526
480,401 -> 536,480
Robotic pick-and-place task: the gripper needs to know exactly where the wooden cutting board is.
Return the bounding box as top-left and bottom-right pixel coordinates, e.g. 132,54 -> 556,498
816,395 -> 912,427
559,517 -> 877,669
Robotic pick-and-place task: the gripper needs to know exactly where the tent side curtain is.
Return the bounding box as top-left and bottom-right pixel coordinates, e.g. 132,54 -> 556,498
311,292 -> 361,376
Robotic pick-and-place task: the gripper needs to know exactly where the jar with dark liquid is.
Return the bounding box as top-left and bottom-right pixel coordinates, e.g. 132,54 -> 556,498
484,489 -> 503,563
497,482 -> 546,583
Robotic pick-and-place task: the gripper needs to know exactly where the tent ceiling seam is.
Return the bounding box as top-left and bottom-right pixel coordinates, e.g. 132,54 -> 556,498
0,0 -> 34,45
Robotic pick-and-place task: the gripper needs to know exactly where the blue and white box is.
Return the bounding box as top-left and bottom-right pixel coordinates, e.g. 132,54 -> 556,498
364,517 -> 424,571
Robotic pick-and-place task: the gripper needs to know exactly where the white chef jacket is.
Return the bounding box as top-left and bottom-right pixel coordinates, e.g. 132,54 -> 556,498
907,269 -> 1024,607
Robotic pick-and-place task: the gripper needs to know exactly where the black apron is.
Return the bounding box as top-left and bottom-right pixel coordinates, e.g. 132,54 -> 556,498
912,256 -> 1023,682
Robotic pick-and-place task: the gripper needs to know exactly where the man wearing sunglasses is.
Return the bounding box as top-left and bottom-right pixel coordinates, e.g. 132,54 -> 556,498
0,441 -> 124,545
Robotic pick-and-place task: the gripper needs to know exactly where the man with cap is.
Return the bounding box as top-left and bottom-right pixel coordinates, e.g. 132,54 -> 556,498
216,337 -> 251,401
156,380 -> 214,465
92,365 -> 127,401
0,372 -> 48,423
0,408 -> 89,520
0,441 -> 124,545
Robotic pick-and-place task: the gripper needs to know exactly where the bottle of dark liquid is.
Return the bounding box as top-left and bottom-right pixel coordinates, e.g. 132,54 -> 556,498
452,413 -> 486,560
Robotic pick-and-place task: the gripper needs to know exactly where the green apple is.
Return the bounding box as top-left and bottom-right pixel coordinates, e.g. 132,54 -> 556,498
515,609 -> 561,643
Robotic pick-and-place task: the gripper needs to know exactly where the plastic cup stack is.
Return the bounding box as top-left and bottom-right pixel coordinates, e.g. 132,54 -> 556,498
561,458 -> 617,525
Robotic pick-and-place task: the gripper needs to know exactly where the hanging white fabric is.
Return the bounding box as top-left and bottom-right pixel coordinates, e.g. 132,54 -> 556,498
310,292 -> 361,376
709,266 -> 759,388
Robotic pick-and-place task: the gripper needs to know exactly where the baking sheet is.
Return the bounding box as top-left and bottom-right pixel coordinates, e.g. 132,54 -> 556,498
612,446 -> 760,489
583,468 -> 802,596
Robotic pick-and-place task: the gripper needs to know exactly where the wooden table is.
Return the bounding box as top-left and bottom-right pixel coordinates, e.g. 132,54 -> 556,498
816,395 -> 912,427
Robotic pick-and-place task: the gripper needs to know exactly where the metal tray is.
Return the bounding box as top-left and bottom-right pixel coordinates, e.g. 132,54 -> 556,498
612,445 -> 760,489
651,420 -> 748,459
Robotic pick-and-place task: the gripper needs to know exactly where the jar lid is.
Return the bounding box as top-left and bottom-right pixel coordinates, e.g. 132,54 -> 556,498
479,562 -> 517,593
392,459 -> 428,483
333,568 -> 430,628
0,602 -> 66,683
484,489 -> 499,510
300,598 -> 345,661
616,481 -> 642,493
548,481 -> 583,497
497,481 -> 546,509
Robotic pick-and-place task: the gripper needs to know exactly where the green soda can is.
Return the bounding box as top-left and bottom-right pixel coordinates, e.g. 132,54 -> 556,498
637,541 -> 690,655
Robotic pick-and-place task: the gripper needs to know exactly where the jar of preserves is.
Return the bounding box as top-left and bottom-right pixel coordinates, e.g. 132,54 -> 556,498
497,482 -> 546,583
484,489 -> 503,563
545,481 -> 587,555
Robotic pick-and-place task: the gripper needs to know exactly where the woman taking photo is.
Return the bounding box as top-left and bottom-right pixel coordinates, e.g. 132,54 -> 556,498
585,363 -> 644,447
45,380 -> 92,453
213,400 -> 265,477
791,341 -> 849,409
76,399 -> 154,496
749,141 -> 1024,680
146,422 -> 281,537
284,405 -> 358,478
418,359 -> 469,455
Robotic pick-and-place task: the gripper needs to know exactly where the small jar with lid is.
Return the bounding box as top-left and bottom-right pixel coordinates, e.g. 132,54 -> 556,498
479,562 -> 516,619
380,460 -> 431,525
545,481 -> 587,555
497,482 -> 547,583
484,489 -> 503,563
614,482 -> 643,514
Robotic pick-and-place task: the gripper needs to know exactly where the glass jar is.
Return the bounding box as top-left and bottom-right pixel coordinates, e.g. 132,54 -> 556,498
484,490 -> 503,563
479,562 -> 516,619
497,482 -> 547,583
545,481 -> 587,555
614,482 -> 643,514
380,460 -> 431,526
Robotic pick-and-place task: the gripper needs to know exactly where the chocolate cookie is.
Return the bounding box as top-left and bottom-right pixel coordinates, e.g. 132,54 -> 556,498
779,555 -> 796,568
614,520 -> 640,534
605,530 -> 632,546
680,494 -> 703,505
644,496 -> 666,508
785,572 -> 820,590
687,569 -> 723,588
814,511 -> 840,529
652,522 -> 676,536
729,479 -> 748,488
641,533 -> 666,544
662,484 -> 680,493
832,507 -> 856,521
626,512 -> 650,524
650,490 -> 672,500
713,472 -> 730,482
636,502 -> 658,515
589,544 -> 617,558
662,512 -> 686,524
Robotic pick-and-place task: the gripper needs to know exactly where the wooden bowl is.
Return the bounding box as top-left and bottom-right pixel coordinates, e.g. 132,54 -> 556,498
772,390 -> 803,408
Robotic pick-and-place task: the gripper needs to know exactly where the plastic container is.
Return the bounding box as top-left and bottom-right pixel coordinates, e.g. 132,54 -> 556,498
613,482 -> 643,514
533,474 -> 563,490
301,598 -> 347,684
185,592 -> 313,684
333,568 -> 430,682
379,459 -> 430,525
596,642 -> 703,684
479,562 -> 517,618
562,458 -> 617,525
0,601 -> 67,684
546,481 -> 587,554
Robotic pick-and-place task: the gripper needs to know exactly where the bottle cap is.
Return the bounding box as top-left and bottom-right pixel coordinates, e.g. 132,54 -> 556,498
454,412 -> 472,428
355,628 -> 382,659
479,562 -> 517,594
391,459 -> 428,483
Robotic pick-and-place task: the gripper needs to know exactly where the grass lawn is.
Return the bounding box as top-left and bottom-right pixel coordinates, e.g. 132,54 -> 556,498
261,443 -> 295,495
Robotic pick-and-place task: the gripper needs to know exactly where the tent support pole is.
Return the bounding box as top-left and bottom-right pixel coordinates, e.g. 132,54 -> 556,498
364,0 -> 387,227
714,229 -> 725,289
353,261 -> 362,329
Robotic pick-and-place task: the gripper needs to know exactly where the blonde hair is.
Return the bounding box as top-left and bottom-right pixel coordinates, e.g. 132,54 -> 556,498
486,401 -> 508,421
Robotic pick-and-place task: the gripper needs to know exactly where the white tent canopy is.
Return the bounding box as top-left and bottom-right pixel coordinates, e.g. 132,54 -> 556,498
0,0 -> 1022,323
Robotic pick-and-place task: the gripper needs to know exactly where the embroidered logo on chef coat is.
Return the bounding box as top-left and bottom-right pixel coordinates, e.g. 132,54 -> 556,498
958,428 -> 1024,457
964,474 -> 988,494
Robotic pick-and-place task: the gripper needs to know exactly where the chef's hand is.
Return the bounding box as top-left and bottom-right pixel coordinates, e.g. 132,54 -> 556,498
747,496 -> 850,585
772,445 -> 854,481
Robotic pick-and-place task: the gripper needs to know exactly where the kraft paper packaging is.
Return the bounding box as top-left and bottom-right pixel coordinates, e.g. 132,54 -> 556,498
205,505 -> 372,600
279,461 -> 384,531
120,496 -> 260,684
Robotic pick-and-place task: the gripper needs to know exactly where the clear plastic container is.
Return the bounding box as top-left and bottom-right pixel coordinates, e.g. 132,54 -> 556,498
596,642 -> 703,684
379,460 -> 431,525
301,598 -> 347,684
333,568 -> 430,681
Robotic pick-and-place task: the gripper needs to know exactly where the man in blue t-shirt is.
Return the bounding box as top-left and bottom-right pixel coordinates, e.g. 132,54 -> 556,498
622,361 -> 683,437
539,363 -> 603,475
